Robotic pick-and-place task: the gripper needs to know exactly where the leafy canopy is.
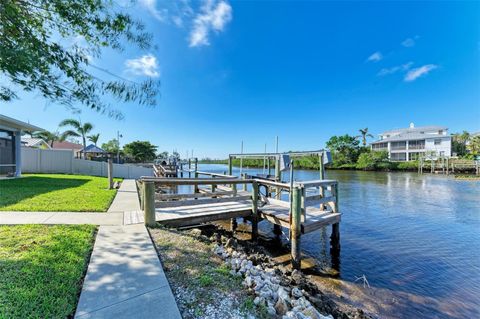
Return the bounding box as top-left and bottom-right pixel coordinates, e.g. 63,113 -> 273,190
101,138 -> 120,154
0,0 -> 159,118
326,134 -> 362,166
123,140 -> 157,162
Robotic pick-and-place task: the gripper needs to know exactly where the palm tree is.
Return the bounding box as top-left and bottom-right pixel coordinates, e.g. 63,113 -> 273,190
33,130 -> 65,147
356,128 -> 374,146
60,119 -> 94,159
88,133 -> 100,146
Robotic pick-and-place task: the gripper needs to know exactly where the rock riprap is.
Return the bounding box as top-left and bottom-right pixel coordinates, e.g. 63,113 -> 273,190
213,243 -> 333,319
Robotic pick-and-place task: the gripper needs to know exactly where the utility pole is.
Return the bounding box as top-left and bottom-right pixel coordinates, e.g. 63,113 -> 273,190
116,131 -> 123,164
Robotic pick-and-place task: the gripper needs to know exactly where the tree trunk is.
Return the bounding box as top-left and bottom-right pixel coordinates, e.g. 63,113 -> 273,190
82,136 -> 86,159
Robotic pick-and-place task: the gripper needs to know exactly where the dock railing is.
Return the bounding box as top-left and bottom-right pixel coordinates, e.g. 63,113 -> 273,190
138,174 -> 340,269
139,177 -> 259,236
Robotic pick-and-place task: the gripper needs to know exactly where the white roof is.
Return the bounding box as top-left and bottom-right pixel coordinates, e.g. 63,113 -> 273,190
380,125 -> 448,136
21,137 -> 50,148
0,114 -> 44,132
372,132 -> 451,144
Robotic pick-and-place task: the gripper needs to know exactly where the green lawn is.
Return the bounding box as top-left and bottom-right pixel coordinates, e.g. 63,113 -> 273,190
0,174 -> 119,212
0,225 -> 96,318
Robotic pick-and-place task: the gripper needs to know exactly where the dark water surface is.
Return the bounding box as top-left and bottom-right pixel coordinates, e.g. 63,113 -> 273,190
197,164 -> 480,319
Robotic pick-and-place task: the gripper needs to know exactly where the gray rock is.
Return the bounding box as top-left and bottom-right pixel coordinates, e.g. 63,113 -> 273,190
292,287 -> 303,298
244,276 -> 254,287
190,228 -> 202,236
291,269 -> 302,282
301,306 -> 332,319
277,287 -> 290,303
267,306 -> 277,316
254,296 -> 265,306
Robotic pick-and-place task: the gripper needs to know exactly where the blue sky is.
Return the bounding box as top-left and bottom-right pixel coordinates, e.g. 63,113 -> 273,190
2,0 -> 479,158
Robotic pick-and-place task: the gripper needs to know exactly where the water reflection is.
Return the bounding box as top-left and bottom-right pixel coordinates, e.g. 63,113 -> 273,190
198,164 -> 480,319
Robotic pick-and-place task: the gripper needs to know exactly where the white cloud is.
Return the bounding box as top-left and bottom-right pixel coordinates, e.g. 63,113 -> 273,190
139,0 -> 168,21
401,38 -> 415,47
378,62 -> 413,76
189,0 -> 232,47
124,54 -> 160,77
404,64 -> 438,82
401,36 -> 419,47
366,51 -> 383,62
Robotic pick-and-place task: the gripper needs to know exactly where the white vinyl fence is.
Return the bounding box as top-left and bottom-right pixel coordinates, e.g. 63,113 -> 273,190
21,148 -> 153,179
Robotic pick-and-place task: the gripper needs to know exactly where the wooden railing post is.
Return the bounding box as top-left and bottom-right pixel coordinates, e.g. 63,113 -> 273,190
275,156 -> 281,199
300,186 -> 306,222
291,186 -> 302,270
144,181 -> 156,227
242,173 -> 247,191
107,156 -> 113,189
194,171 -> 199,193
330,183 -> 340,252
228,156 -> 233,175
251,181 -> 259,241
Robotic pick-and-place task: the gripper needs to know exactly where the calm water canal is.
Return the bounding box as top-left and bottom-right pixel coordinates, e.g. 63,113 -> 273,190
198,164 -> 480,319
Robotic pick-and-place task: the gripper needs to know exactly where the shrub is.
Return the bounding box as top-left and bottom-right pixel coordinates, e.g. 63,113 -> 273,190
396,161 -> 418,170
356,150 -> 389,170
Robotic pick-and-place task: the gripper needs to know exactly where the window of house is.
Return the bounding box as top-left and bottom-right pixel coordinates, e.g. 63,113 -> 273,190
390,153 -> 407,161
438,130 -> 443,135
391,141 -> 406,150
409,152 -> 425,161
372,142 -> 388,150
434,139 -> 442,145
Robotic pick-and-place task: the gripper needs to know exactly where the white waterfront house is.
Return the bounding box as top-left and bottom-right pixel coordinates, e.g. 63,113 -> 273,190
370,123 -> 451,161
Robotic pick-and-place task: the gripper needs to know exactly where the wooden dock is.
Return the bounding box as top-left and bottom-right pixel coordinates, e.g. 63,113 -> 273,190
153,163 -> 178,177
138,160 -> 341,269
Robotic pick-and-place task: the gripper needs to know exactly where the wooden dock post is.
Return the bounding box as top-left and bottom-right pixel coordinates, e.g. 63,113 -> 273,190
275,156 -> 281,199
330,183 -> 340,252
188,159 -> 191,178
291,186 -> 302,270
228,156 -> 233,175
143,181 -> 156,227
251,181 -> 259,241
107,156 -> 113,189
194,171 -> 199,193
242,173 -> 248,191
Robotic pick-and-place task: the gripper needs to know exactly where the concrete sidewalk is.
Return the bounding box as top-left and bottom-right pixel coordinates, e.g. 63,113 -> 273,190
108,179 -> 141,212
75,225 -> 181,318
0,179 -> 141,225
1,179 -> 180,318
0,212 -> 124,225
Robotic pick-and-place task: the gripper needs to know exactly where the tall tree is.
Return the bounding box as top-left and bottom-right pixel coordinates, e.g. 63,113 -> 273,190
356,128 -> 374,146
59,119 -> 93,158
88,133 -> 100,146
467,135 -> 480,155
123,141 -> 157,163
326,134 -> 361,166
452,131 -> 471,156
0,0 -> 159,118
101,138 -> 120,154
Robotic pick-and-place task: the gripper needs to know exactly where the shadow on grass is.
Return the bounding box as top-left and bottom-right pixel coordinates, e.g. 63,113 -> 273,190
0,176 -> 88,208
0,225 -> 96,318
